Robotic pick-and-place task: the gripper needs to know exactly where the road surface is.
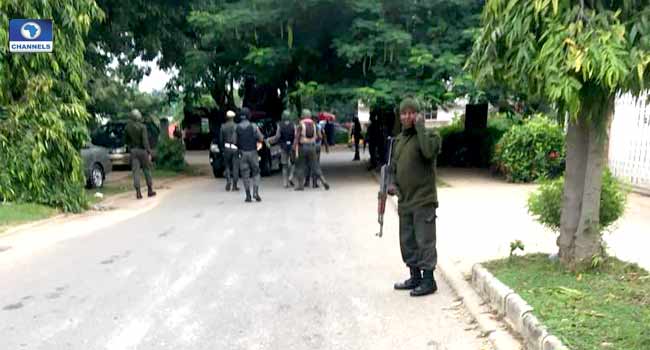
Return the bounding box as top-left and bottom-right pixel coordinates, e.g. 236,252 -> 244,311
0,151 -> 491,350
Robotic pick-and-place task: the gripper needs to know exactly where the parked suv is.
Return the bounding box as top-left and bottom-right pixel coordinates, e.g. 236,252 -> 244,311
209,118 -> 282,178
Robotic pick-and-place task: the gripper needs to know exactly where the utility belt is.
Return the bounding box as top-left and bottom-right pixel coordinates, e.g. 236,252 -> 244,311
224,142 -> 238,150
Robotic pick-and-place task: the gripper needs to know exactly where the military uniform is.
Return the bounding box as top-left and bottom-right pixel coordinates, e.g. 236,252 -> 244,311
234,109 -> 264,202
390,98 -> 441,297
268,111 -> 296,188
294,110 -> 330,191
220,112 -> 240,191
124,109 -> 156,199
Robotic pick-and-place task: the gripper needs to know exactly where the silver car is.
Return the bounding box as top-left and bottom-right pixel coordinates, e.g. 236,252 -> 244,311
81,143 -> 112,189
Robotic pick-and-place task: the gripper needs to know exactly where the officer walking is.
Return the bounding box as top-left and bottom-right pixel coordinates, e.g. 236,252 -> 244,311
267,110 -> 296,188
220,110 -> 240,191
388,98 -> 441,297
312,114 -> 329,188
124,109 -> 156,200
233,108 -> 264,202
294,109 -> 330,191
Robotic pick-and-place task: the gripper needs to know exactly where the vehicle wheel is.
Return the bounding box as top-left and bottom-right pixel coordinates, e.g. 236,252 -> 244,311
260,154 -> 272,177
88,163 -> 105,189
212,165 -> 224,178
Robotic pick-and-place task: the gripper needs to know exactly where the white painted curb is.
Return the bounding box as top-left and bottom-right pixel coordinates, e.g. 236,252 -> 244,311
471,264 -> 570,350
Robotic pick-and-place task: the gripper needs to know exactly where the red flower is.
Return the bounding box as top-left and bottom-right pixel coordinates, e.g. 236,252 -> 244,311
549,150 -> 559,160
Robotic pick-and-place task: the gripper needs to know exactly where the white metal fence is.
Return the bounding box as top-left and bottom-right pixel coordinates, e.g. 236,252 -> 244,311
609,94 -> 650,190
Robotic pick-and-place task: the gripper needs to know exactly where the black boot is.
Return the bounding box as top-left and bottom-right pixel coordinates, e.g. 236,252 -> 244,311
136,188 -> 143,200
232,182 -> 240,191
225,181 -> 232,191
253,186 -> 262,202
410,270 -> 437,297
394,267 -> 421,290
322,181 -> 330,191
245,189 -> 252,203
312,177 -> 319,188
147,186 -> 157,198
304,178 -> 310,187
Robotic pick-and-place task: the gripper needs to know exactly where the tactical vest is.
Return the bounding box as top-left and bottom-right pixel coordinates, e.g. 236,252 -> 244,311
279,122 -> 295,145
236,122 -> 258,151
300,119 -> 316,144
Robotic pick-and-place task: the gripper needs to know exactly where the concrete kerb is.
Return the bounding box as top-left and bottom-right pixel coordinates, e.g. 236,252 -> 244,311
472,263 -> 569,350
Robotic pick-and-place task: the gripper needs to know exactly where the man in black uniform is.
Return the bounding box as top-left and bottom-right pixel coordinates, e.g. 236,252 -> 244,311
233,108 -> 265,202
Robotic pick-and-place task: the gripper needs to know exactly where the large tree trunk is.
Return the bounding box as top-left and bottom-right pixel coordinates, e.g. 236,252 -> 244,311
558,93 -> 614,271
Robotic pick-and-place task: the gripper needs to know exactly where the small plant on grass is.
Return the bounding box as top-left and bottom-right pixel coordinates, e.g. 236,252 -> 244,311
509,240 -> 525,257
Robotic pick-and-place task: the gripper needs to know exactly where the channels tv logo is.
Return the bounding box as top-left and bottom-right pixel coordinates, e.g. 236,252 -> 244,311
9,19 -> 53,53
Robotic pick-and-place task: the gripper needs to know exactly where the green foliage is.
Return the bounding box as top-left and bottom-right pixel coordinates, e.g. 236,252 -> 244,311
155,138 -> 187,172
486,254 -> 650,349
494,116 -> 565,182
0,1 -> 103,212
335,129 -> 349,145
528,169 -> 628,233
467,0 -> 650,118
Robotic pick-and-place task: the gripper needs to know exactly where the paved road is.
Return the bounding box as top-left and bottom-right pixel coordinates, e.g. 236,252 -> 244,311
0,151 -> 490,350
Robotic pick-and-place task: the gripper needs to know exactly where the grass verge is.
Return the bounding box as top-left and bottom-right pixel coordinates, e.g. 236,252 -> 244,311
484,254 -> 650,350
0,203 -> 59,233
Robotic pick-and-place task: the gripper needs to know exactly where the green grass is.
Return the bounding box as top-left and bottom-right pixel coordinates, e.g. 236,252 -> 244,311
485,254 -> 650,350
0,202 -> 58,232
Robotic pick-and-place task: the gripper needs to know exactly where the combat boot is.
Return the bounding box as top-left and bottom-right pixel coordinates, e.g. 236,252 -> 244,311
136,188 -> 143,200
410,270 -> 437,297
394,267 -> 421,290
147,186 -> 157,198
253,186 -> 262,202
245,189 -> 252,203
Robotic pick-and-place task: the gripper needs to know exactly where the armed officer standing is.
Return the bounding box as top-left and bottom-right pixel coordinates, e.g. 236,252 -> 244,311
388,98 -> 441,297
124,109 -> 156,200
267,110 -> 296,188
294,109 -> 330,191
233,108 -> 265,202
220,110 -> 240,191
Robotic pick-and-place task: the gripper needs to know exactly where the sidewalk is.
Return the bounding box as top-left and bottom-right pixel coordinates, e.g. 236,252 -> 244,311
436,168 -> 650,273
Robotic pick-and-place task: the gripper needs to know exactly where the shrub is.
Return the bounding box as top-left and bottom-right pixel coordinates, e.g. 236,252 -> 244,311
527,169 -> 628,233
335,129 -> 349,145
155,138 -> 187,172
493,115 -> 565,182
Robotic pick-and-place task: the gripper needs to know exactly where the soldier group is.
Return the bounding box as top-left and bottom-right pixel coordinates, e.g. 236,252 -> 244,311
219,108 -> 331,203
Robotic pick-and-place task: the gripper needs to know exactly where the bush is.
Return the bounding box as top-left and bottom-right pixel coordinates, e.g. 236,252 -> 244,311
335,129 -> 349,145
527,168 -> 628,233
155,138 -> 187,172
493,115 -> 565,182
